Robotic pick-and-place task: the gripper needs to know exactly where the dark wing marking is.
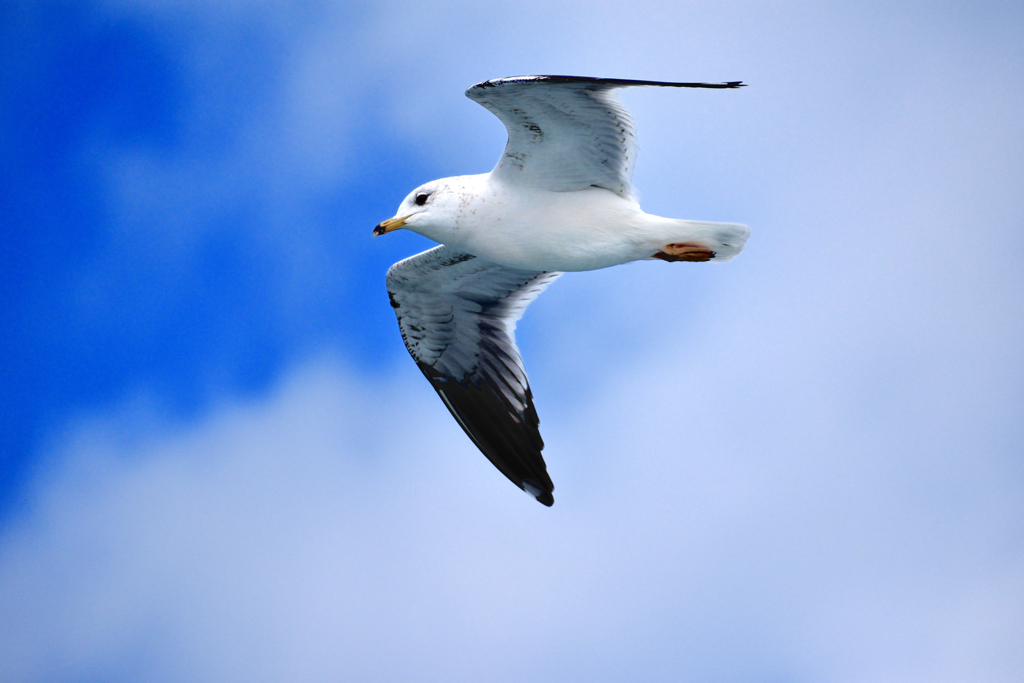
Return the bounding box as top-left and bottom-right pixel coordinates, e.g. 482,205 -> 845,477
386,246 -> 562,505
466,75 -> 745,198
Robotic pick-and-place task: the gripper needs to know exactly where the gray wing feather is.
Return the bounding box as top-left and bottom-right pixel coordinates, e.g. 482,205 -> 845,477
466,75 -> 745,198
386,246 -> 561,505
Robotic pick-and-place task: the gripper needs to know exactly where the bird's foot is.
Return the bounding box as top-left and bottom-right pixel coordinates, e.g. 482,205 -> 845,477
652,243 -> 716,262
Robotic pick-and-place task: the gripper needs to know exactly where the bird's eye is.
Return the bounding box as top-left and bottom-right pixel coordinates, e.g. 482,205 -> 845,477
415,192 -> 430,206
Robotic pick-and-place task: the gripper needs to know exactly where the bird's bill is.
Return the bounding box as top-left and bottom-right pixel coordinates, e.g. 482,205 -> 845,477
373,215 -> 411,236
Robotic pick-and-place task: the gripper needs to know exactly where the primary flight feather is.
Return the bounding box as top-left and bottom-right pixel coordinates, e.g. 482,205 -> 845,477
375,75 -> 749,506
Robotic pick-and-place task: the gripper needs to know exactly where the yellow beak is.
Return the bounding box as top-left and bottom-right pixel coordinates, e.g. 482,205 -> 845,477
373,215 -> 411,236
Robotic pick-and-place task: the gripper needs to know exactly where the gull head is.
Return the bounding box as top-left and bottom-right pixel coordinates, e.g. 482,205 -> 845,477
373,175 -> 485,241
373,180 -> 452,239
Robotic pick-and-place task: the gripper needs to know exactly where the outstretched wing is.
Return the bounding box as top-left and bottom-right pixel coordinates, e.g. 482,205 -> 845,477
466,75 -> 745,199
386,245 -> 562,506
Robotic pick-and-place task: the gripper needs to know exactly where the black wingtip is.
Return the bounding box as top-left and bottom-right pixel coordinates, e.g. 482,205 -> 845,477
419,364 -> 555,507
523,480 -> 555,507
469,76 -> 748,91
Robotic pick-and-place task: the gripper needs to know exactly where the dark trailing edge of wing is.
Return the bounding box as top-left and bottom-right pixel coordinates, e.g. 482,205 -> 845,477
417,362 -> 555,506
470,75 -> 746,90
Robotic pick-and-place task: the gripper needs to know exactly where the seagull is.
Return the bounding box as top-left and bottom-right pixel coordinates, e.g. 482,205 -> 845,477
375,76 -> 749,506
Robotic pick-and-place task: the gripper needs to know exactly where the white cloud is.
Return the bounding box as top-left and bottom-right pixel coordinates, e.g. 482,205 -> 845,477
1,262 -> 1021,680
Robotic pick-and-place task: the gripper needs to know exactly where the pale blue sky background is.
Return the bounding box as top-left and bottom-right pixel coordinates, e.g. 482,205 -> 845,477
1,1 -> 1022,681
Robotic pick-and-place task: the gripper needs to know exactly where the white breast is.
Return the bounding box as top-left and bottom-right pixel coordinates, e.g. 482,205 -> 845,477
444,178 -> 653,272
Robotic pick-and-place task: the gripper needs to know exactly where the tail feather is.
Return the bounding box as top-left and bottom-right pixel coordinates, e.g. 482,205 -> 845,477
673,220 -> 750,262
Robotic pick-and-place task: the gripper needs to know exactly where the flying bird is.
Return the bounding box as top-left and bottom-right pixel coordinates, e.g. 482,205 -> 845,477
375,76 -> 749,506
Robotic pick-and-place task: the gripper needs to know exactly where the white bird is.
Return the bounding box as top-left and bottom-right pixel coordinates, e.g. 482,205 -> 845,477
375,76 -> 749,506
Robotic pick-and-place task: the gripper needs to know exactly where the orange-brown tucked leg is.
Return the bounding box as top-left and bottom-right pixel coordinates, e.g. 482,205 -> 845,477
652,243 -> 716,262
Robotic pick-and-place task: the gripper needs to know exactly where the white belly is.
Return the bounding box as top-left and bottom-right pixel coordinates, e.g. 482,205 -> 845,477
442,184 -> 656,272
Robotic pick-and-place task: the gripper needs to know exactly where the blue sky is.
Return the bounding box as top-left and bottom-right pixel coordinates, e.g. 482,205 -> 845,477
1,1 -> 1022,681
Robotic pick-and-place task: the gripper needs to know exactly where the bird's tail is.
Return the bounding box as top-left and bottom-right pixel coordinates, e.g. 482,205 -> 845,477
667,220 -> 750,262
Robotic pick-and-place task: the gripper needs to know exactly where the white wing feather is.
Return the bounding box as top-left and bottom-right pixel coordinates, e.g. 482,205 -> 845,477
466,75 -> 744,198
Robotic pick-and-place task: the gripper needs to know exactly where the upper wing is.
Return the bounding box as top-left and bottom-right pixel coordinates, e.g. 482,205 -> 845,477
466,75 -> 745,198
386,245 -> 562,506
